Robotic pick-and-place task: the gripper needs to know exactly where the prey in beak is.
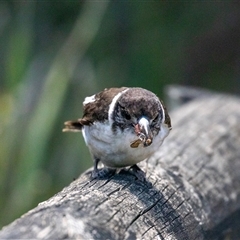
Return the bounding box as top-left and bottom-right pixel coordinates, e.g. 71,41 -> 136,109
130,117 -> 153,148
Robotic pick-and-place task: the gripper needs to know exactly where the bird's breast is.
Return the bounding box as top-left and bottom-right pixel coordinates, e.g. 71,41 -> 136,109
82,122 -> 169,168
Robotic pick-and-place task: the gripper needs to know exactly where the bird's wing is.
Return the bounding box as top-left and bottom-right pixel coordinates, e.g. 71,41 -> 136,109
63,87 -> 127,132
82,87 -> 127,123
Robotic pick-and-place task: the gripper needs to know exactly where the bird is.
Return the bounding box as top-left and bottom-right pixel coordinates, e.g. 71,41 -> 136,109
63,87 -> 172,180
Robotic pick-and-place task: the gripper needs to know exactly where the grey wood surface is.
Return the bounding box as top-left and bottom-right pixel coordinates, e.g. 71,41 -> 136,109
1,93 -> 240,240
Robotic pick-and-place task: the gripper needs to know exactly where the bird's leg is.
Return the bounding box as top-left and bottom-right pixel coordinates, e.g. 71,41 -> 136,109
91,157 -> 100,178
91,157 -> 116,179
129,164 -> 146,181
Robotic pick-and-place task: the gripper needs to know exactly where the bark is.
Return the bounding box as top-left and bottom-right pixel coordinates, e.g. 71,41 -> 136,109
1,93 -> 240,240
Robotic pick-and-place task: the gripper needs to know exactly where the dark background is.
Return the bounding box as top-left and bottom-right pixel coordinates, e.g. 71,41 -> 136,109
0,1 -> 240,228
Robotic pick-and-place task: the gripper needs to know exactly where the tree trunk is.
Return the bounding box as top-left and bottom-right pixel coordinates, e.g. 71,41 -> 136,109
1,92 -> 240,240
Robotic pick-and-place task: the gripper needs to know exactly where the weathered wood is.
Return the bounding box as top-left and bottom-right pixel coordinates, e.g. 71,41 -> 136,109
1,93 -> 240,239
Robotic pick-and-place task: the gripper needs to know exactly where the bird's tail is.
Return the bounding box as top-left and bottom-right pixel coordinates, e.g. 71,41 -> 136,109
63,120 -> 83,132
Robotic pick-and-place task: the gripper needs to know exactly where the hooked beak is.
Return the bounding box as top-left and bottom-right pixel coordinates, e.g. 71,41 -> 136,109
135,117 -> 153,147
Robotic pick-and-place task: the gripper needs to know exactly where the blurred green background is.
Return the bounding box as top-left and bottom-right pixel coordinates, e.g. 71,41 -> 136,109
1,1 -> 240,228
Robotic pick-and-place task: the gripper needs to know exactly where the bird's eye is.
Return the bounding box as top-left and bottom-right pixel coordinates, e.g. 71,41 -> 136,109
121,108 -> 131,120
152,114 -> 159,124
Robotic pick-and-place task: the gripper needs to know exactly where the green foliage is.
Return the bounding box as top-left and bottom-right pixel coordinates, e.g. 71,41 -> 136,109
0,1 -> 239,228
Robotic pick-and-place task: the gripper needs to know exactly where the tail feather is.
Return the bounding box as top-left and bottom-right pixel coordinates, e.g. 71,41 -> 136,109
63,120 -> 83,132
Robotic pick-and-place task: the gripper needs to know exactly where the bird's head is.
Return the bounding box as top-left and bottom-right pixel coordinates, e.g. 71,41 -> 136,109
110,88 -> 168,147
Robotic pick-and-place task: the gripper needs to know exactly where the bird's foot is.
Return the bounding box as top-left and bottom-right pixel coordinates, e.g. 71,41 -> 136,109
91,167 -> 116,179
129,164 -> 146,181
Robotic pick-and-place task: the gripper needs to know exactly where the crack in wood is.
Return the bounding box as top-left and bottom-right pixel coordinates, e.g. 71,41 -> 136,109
1,94 -> 240,239
187,160 -> 209,182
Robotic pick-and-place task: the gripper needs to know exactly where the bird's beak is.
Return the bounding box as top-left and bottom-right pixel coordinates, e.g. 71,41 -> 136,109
135,117 -> 153,147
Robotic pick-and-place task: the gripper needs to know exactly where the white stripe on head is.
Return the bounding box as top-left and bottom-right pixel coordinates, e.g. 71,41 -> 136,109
158,99 -> 165,124
108,88 -> 129,123
83,94 -> 96,105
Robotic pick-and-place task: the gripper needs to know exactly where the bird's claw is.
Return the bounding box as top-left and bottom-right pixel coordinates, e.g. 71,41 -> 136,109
91,168 -> 116,179
129,164 -> 146,181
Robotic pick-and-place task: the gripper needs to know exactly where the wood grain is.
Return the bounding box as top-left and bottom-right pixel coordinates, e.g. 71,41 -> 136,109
1,93 -> 240,239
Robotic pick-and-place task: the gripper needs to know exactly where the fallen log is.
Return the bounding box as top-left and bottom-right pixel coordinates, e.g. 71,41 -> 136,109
1,91 -> 240,239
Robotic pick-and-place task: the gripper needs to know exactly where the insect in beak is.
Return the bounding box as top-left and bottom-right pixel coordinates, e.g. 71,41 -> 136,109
130,117 -> 153,148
